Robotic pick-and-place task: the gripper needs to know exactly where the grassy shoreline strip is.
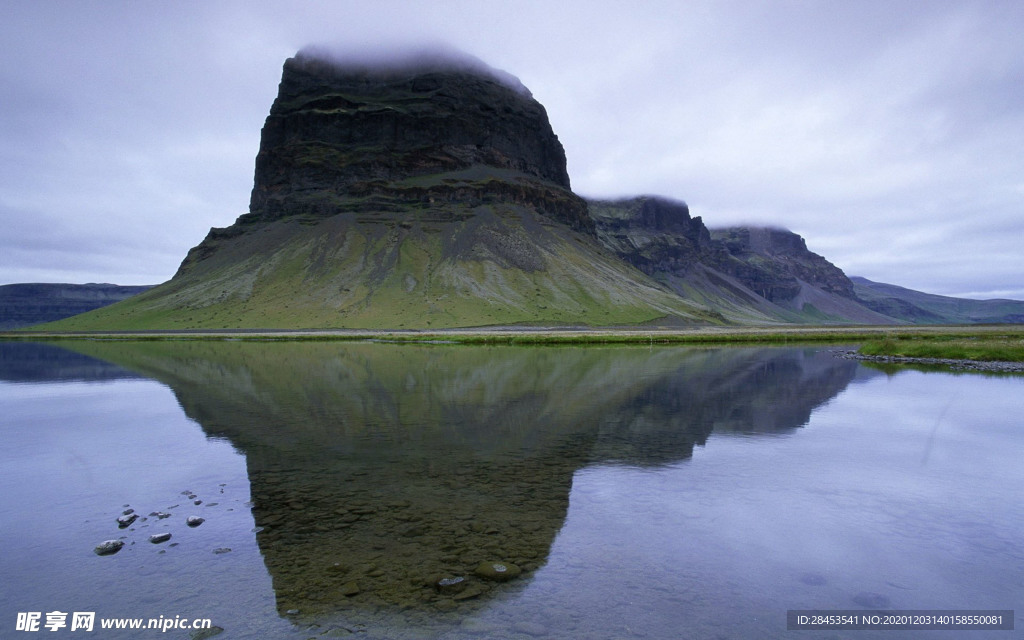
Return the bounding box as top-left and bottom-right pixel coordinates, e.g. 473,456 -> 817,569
3,325 -> 1023,349
859,335 -> 1024,362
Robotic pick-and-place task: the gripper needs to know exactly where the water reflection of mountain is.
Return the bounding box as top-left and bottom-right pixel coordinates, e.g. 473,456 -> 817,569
0,342 -> 143,383
62,341 -> 858,625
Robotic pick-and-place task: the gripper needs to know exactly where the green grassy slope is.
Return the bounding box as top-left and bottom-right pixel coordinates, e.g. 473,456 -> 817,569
42,200 -> 724,331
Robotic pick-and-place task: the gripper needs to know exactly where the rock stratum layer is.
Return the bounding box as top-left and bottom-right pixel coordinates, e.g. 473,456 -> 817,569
247,49 -> 584,229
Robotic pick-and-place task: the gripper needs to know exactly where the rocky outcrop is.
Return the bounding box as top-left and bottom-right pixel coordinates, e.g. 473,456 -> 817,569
242,46 -> 589,232
710,227 -> 856,304
590,197 -> 723,276
589,200 -> 888,322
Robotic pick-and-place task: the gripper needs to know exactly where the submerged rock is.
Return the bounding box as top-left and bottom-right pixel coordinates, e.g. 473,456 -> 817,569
149,532 -> 172,544
94,539 -> 124,556
434,576 -> 467,595
340,581 -> 360,597
186,516 -> 205,527
473,561 -> 521,582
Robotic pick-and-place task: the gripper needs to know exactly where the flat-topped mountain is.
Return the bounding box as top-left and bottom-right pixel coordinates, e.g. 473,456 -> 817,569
27,48 -> 1017,331
44,48 -> 714,330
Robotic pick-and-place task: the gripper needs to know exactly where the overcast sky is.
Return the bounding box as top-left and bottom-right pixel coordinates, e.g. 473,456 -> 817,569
2,1 -> 1022,299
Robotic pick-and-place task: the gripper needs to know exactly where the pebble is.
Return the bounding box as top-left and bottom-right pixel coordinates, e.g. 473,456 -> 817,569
94,540 -> 125,556
117,513 -> 139,528
187,516 -> 205,527
340,581 -> 360,597
434,576 -> 467,594
150,532 -> 172,544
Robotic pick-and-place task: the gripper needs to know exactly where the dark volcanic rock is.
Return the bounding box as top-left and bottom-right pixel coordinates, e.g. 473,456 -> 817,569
710,227 -> 856,304
590,196 -> 721,277
242,46 -> 588,231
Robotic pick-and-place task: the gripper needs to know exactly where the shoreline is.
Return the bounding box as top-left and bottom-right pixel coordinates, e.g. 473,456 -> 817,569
835,349 -> 1024,373
2,323 -> 1022,344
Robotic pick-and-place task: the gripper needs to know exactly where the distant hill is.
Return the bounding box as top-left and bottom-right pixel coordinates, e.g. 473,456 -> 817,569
0,283 -> 153,329
851,277 -> 1024,324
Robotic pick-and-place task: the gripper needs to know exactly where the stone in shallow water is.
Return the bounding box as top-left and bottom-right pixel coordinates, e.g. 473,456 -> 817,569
117,513 -> 138,528
340,581 -> 360,596
94,540 -> 124,556
434,576 -> 467,594
853,592 -> 891,608
149,532 -> 172,544
473,561 -> 521,582
453,584 -> 484,601
186,516 -> 205,527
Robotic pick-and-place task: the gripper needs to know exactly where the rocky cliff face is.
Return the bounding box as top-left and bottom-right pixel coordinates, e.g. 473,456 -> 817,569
242,47 -> 589,232
590,197 -> 722,276
590,198 -> 856,306
589,199 -> 889,323
710,227 -> 856,304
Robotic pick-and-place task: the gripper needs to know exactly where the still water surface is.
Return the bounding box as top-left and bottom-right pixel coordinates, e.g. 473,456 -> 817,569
0,341 -> 1021,639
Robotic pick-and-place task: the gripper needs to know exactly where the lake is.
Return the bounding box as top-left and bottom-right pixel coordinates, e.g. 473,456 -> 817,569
0,340 -> 1020,639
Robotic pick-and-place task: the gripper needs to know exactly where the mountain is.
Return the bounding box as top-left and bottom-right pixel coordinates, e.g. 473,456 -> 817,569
589,197 -> 894,324
0,283 -> 153,329
40,47 -> 719,330
851,276 -> 1024,324
24,48 -> 1016,331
